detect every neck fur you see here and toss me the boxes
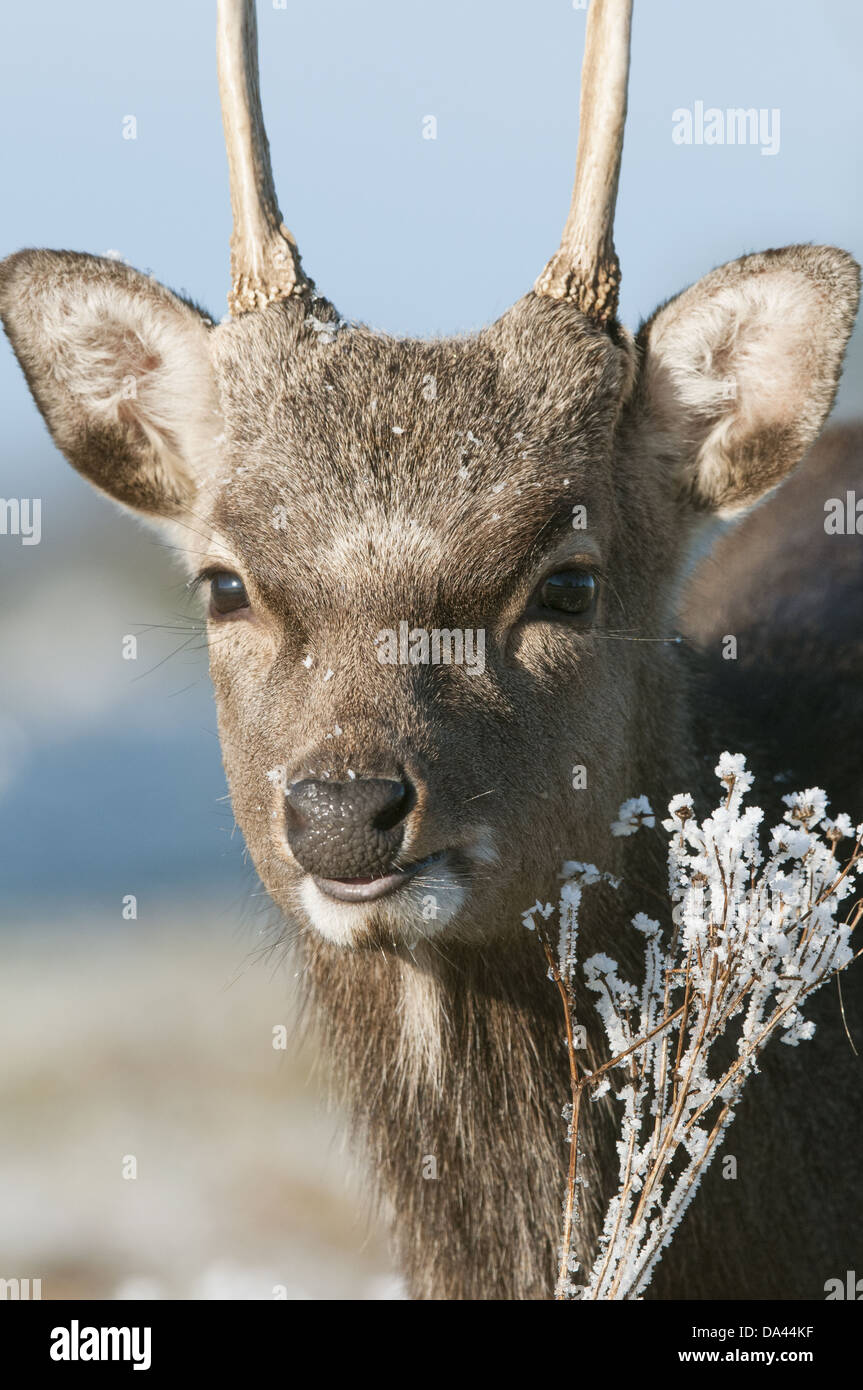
[301,864,655,1298]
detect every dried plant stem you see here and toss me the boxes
[525,759,863,1301]
[538,933,583,1299]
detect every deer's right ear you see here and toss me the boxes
[0,250,220,520]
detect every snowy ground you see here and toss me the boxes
[0,912,400,1299]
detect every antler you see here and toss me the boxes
[217,0,312,315]
[535,0,632,326]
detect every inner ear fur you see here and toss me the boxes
[0,249,221,518]
[637,245,860,516]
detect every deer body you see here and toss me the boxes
[306,833,863,1301]
[1,1,860,1299]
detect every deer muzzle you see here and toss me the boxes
[283,775,415,882]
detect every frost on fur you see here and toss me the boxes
[527,754,862,1301]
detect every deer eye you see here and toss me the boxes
[209,571,250,616]
[537,569,597,617]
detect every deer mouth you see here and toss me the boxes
[313,851,448,903]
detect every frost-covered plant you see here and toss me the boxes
[523,754,862,1301]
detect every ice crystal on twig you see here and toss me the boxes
[527,754,862,1300]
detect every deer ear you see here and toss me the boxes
[0,249,220,519]
[638,245,860,516]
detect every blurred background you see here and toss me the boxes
[0,0,860,1298]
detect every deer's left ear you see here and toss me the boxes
[0,249,221,520]
[636,245,860,516]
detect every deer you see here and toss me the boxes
[1,0,860,1300]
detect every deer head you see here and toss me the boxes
[0,0,858,954]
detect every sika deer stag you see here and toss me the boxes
[1,0,860,1299]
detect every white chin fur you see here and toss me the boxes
[299,869,465,946]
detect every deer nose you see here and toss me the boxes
[283,776,414,879]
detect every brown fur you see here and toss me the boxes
[0,241,860,1298]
